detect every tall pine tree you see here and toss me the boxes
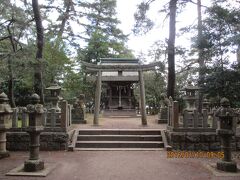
[79,0,133,63]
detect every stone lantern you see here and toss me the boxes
[45,80,62,112]
[182,81,200,111]
[215,98,237,172]
[0,92,13,159]
[72,94,87,124]
[202,98,210,111]
[24,93,44,172]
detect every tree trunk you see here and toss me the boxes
[197,0,205,112]
[7,21,17,108]
[56,0,72,48]
[32,0,44,104]
[8,57,16,108]
[167,0,177,99]
[237,44,240,64]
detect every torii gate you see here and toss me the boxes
[81,58,160,126]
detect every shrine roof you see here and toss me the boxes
[100,58,140,65]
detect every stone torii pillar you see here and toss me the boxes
[139,70,147,125]
[81,59,160,126]
[93,70,102,125]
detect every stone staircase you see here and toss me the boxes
[103,110,138,118]
[72,129,164,150]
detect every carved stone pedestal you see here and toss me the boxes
[217,161,237,172]
[216,130,237,172]
[0,131,9,159]
[24,159,45,172]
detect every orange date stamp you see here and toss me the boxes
[167,151,224,159]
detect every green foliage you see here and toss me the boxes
[203,63,240,107]
[185,3,240,66]
[61,70,95,103]
[78,0,133,64]
[1,75,33,106]
[43,40,71,83]
[133,2,154,35]
[0,0,135,106]
[144,71,166,108]
[75,0,134,103]
[78,30,110,63]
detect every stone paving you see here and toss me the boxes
[1,151,240,180]
[1,114,240,180]
[77,113,167,129]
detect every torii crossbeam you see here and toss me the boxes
[81,58,161,126]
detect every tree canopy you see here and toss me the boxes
[0,0,239,108]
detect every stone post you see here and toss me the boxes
[0,92,13,159]
[173,101,179,128]
[212,109,217,129]
[60,100,68,131]
[193,109,198,128]
[21,107,28,128]
[118,86,122,109]
[68,104,72,126]
[109,86,112,108]
[202,109,208,128]
[24,93,44,172]
[93,70,102,125]
[215,98,237,172]
[138,70,147,125]
[128,87,132,109]
[167,97,173,127]
[79,94,86,123]
[12,108,18,128]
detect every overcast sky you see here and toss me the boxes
[116,0,210,61]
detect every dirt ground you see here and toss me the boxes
[1,150,240,180]
[1,114,240,180]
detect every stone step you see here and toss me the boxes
[75,141,164,148]
[78,129,161,135]
[74,148,164,151]
[73,129,164,150]
[103,110,137,118]
[77,135,162,141]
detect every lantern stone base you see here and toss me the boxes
[0,151,10,159]
[217,160,237,172]
[205,163,240,177]
[6,163,57,177]
[24,159,44,172]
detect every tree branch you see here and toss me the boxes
[6,21,16,52]
[176,60,198,74]
[182,0,209,8]
[0,36,11,41]
[39,5,63,12]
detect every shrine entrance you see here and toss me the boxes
[105,82,135,110]
[82,58,160,126]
